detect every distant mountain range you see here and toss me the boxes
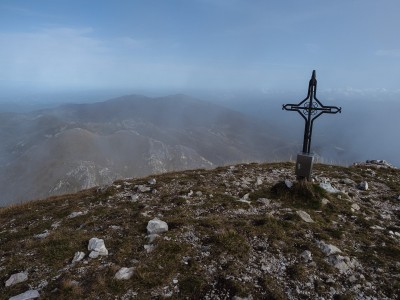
[0,94,295,205]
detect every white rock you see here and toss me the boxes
[146,234,159,243]
[114,267,135,280]
[327,255,351,273]
[317,241,342,256]
[238,194,251,204]
[88,238,108,256]
[34,230,50,239]
[89,251,100,258]
[397,195,400,200]
[301,250,312,262]
[284,179,293,188]
[144,244,155,253]
[146,218,168,234]
[196,191,203,197]
[296,210,314,223]
[340,178,354,185]
[321,198,330,206]
[351,203,360,211]
[255,177,263,186]
[5,272,28,287]
[319,182,339,193]
[358,181,368,190]
[72,251,85,263]
[68,211,87,219]
[9,290,39,300]
[187,190,194,197]
[148,178,156,185]
[370,225,385,230]
[136,185,151,193]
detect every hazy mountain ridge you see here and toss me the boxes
[0,161,399,299]
[0,94,293,206]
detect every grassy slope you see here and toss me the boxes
[0,162,399,299]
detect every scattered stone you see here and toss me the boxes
[255,177,263,186]
[370,225,385,230]
[148,178,156,185]
[327,255,351,273]
[146,234,159,243]
[173,278,178,284]
[51,221,62,229]
[71,252,85,263]
[358,181,369,191]
[144,244,155,253]
[5,272,28,287]
[284,179,293,188]
[351,203,360,211]
[114,267,135,280]
[321,198,330,206]
[68,211,87,219]
[136,185,151,193]
[317,241,342,256]
[88,238,108,257]
[147,218,168,234]
[319,182,339,193]
[296,210,314,223]
[187,190,194,197]
[33,230,50,239]
[397,195,400,200]
[301,250,312,262]
[196,191,203,197]
[9,290,39,300]
[238,193,251,204]
[340,178,354,185]
[348,275,357,282]
[257,198,270,206]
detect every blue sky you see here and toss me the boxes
[0,0,399,94]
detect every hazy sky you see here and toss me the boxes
[1,0,399,93]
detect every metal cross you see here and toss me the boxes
[282,70,341,155]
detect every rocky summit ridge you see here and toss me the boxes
[0,161,399,299]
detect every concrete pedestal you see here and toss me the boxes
[295,153,314,181]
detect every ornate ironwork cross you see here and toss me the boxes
[282,70,341,155]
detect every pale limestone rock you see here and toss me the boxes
[5,272,28,287]
[284,179,293,188]
[317,241,342,256]
[321,198,330,206]
[144,244,155,253]
[146,218,168,234]
[358,181,368,190]
[146,234,159,243]
[255,177,263,186]
[88,238,108,257]
[34,230,50,239]
[114,267,134,280]
[301,250,312,262]
[296,210,314,223]
[72,251,85,263]
[68,211,87,219]
[9,290,39,300]
[136,185,151,193]
[319,182,339,193]
[148,178,156,185]
[351,203,360,211]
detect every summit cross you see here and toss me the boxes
[282,70,341,180]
